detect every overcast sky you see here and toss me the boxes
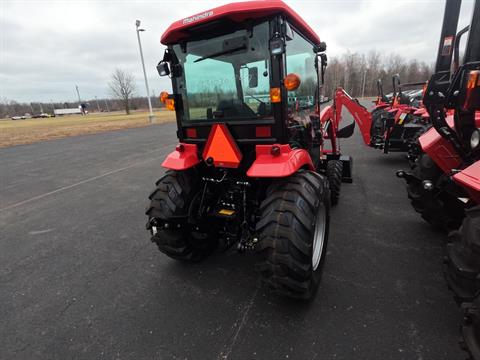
[0,0,475,103]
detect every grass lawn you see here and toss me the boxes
[0,110,175,148]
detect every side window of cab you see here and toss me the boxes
[285,27,317,115]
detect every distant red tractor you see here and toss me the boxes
[369,75,430,158]
[146,1,356,299]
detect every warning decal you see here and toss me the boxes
[442,36,454,56]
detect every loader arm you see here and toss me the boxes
[321,88,372,146]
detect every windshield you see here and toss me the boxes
[172,22,272,122]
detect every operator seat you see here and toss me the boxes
[216,99,256,118]
[257,102,268,117]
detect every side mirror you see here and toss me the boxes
[249,67,258,88]
[157,61,170,77]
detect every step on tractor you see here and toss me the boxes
[145,1,355,299]
[397,0,480,356]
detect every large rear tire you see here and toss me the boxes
[146,170,216,262]
[445,206,480,304]
[445,207,480,360]
[326,160,343,206]
[407,153,463,231]
[256,170,330,299]
[461,295,480,360]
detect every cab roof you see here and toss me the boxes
[160,0,320,46]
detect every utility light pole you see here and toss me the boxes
[135,20,155,123]
[361,69,368,98]
[104,99,110,112]
[95,96,101,112]
[75,85,82,104]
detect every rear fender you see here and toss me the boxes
[246,144,314,178]
[161,143,201,170]
[453,161,480,203]
[419,127,462,173]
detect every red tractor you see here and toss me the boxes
[146,1,354,299]
[397,0,478,232]
[369,75,430,157]
[397,0,480,356]
[316,74,432,161]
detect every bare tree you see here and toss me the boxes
[109,69,136,115]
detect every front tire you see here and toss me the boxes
[256,170,330,299]
[461,295,480,360]
[445,206,480,359]
[407,153,463,231]
[326,160,343,206]
[146,170,216,262]
[445,206,480,304]
[370,108,387,147]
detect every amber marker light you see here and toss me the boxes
[165,98,175,111]
[159,91,169,104]
[270,87,281,103]
[284,73,301,91]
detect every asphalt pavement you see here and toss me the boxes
[0,109,463,360]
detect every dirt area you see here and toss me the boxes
[0,110,175,148]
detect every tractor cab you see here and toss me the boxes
[146,1,352,300]
[157,1,327,168]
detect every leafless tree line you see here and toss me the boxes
[0,95,163,119]
[1,51,434,118]
[323,50,434,98]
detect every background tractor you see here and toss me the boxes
[319,75,432,161]
[369,75,430,156]
[397,0,480,356]
[146,1,355,299]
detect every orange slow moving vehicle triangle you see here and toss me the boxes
[202,124,243,168]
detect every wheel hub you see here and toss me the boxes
[312,203,327,271]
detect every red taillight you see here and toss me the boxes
[255,126,271,138]
[186,128,197,138]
